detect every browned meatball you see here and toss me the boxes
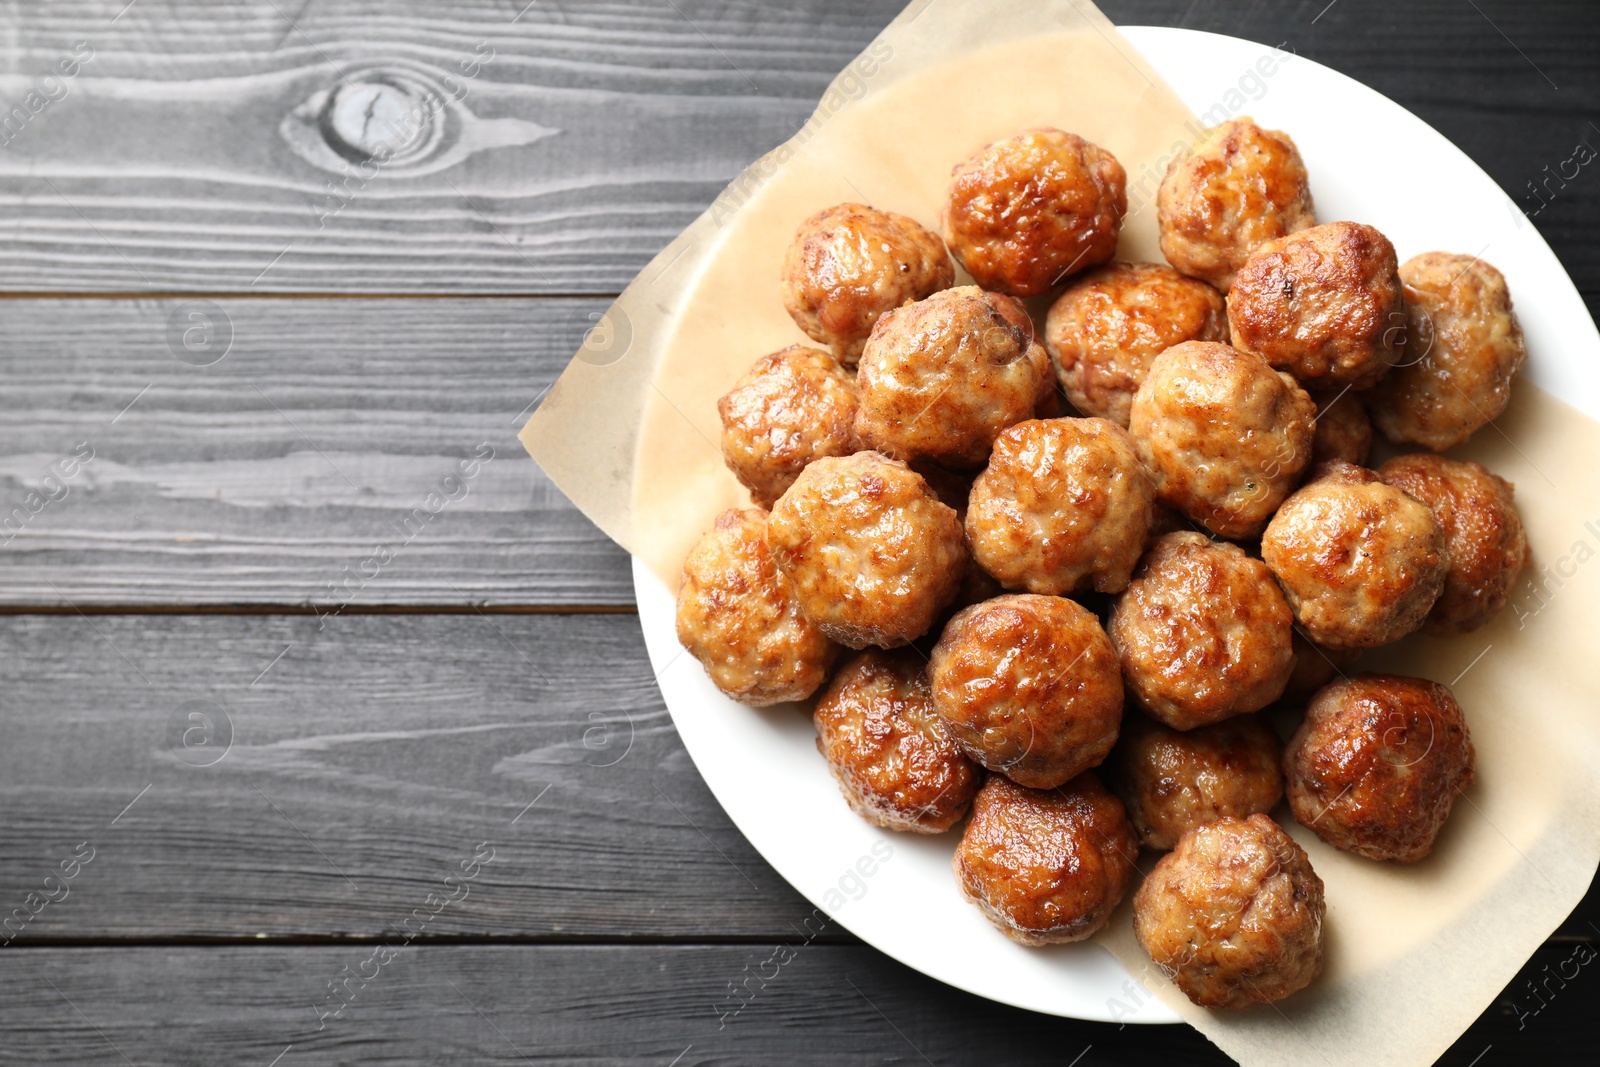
[953,773,1137,945]
[854,286,1050,468]
[944,128,1127,297]
[1284,674,1475,863]
[1261,462,1450,649]
[1110,711,1284,851]
[1133,814,1324,1009]
[717,346,861,508]
[1368,252,1528,451]
[1279,630,1360,705]
[1110,532,1295,730]
[780,203,955,365]
[675,509,839,705]
[930,594,1123,789]
[1157,118,1316,291]
[911,461,1005,612]
[978,290,1060,420]
[813,649,981,833]
[966,417,1154,595]
[767,452,967,649]
[1310,389,1373,467]
[1228,221,1404,390]
[1045,262,1230,427]
[1128,341,1316,539]
[1378,453,1528,635]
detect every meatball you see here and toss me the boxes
[675,509,839,705]
[1157,118,1316,291]
[1045,261,1230,427]
[1110,712,1284,851]
[1378,453,1528,635]
[813,649,981,833]
[965,417,1154,595]
[1228,221,1404,390]
[855,286,1050,468]
[930,594,1123,789]
[1133,814,1324,1009]
[1261,462,1450,649]
[953,773,1138,945]
[944,128,1127,297]
[1284,674,1475,863]
[780,203,955,365]
[1109,532,1295,730]
[912,461,1005,612]
[978,290,1060,420]
[1367,252,1528,451]
[1128,341,1316,539]
[767,451,967,649]
[717,346,861,508]
[1279,630,1360,705]
[1309,388,1373,467]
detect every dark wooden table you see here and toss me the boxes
[0,1,1593,1063]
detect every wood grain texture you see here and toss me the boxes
[0,297,632,605]
[0,942,1591,1065]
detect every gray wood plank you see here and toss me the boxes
[0,0,903,293]
[0,297,631,606]
[0,612,811,939]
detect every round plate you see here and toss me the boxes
[632,25,1600,1023]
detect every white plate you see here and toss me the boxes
[632,25,1600,1023]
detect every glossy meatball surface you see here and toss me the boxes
[1378,453,1527,635]
[966,417,1154,595]
[1133,814,1325,1009]
[814,649,981,833]
[1261,462,1449,649]
[1128,341,1316,539]
[1110,532,1295,730]
[1310,389,1373,467]
[1111,712,1284,851]
[767,452,967,649]
[1045,261,1230,427]
[930,594,1123,789]
[944,128,1127,297]
[781,203,955,365]
[1157,118,1316,292]
[675,509,839,705]
[1367,252,1527,451]
[1284,674,1475,863]
[855,286,1050,469]
[1227,221,1404,390]
[954,773,1138,945]
[717,346,861,508]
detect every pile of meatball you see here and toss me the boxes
[676,118,1527,1011]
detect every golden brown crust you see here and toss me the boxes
[965,417,1154,595]
[1133,814,1324,1009]
[1110,712,1284,851]
[1227,221,1404,390]
[1310,389,1373,468]
[1109,532,1295,730]
[1367,252,1528,451]
[1157,118,1316,291]
[854,287,1050,469]
[953,773,1138,945]
[1128,341,1316,539]
[767,452,968,649]
[1377,453,1528,635]
[1284,674,1475,863]
[675,509,840,705]
[780,203,955,364]
[944,128,1127,297]
[1260,462,1450,649]
[930,594,1123,789]
[813,649,981,833]
[1045,261,1229,427]
[717,346,861,508]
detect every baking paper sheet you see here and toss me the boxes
[520,2,1600,1063]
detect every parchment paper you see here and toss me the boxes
[520,2,1600,1063]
